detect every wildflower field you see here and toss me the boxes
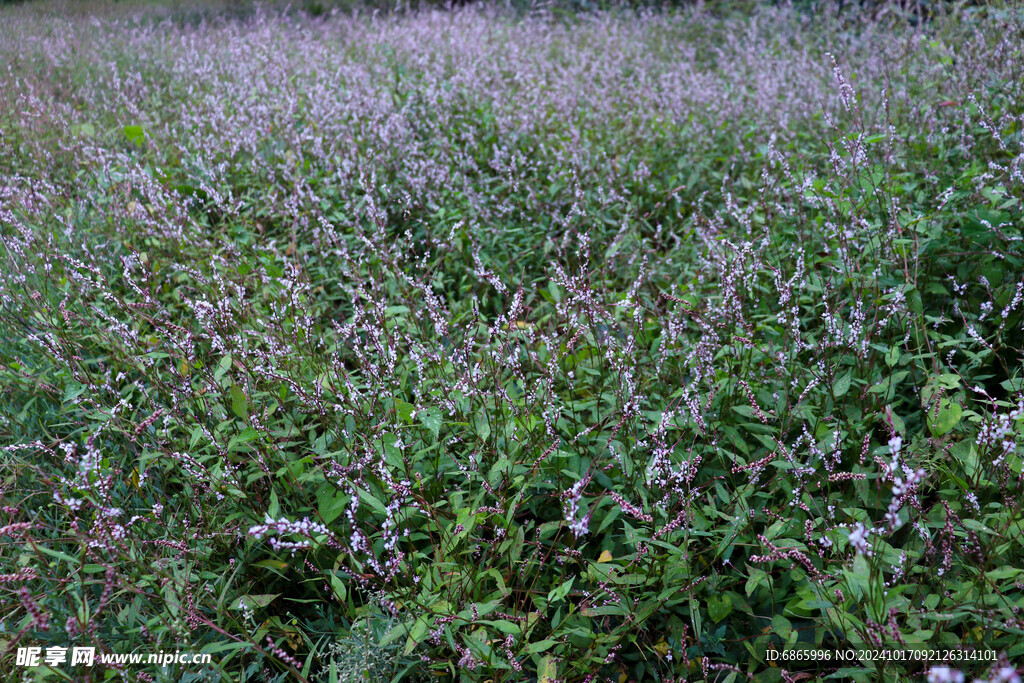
[1,1,1023,681]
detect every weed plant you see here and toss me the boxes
[1,2,1023,682]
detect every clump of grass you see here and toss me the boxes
[1,2,1023,682]
[313,593,417,683]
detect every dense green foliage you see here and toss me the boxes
[1,2,1023,682]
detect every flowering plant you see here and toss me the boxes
[1,1,1023,681]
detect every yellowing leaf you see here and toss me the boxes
[501,321,534,331]
[539,655,558,683]
[254,560,288,571]
[597,550,614,563]
[652,638,669,656]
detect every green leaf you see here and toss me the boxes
[403,616,430,655]
[230,383,249,420]
[772,614,792,640]
[833,373,851,397]
[547,281,563,303]
[474,413,491,441]
[488,457,510,489]
[419,407,442,439]
[378,621,412,648]
[35,545,80,566]
[708,594,733,623]
[950,441,979,478]
[63,382,87,404]
[581,605,626,617]
[745,568,768,597]
[228,427,260,451]
[961,519,995,535]
[317,488,347,524]
[238,594,279,609]
[938,373,961,390]
[123,124,146,145]
[985,567,1023,580]
[357,488,387,515]
[264,261,284,278]
[483,620,522,635]
[548,577,575,605]
[214,353,232,381]
[928,399,962,437]
[1000,376,1024,394]
[394,399,415,424]
[869,371,908,394]
[329,574,346,603]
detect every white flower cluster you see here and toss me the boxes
[847,522,872,556]
[248,515,331,555]
[564,478,590,538]
[928,665,1022,683]
[888,434,903,467]
[886,467,925,531]
[52,492,83,511]
[928,667,965,683]
[976,398,1024,463]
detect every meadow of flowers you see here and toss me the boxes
[1,1,1023,681]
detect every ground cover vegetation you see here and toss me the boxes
[1,1,1023,681]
